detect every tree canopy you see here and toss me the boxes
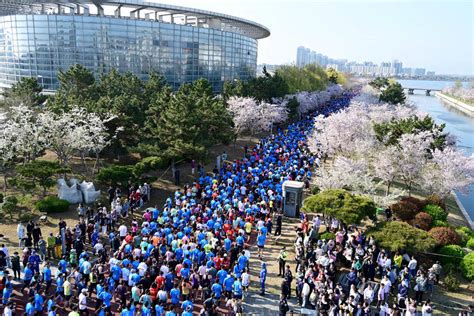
[302,189,376,224]
[12,160,70,196]
[1,77,46,108]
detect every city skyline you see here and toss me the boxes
[152,0,473,76]
[296,46,433,77]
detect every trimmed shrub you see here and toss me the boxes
[36,196,70,214]
[96,165,136,186]
[455,227,471,247]
[431,220,450,228]
[400,196,425,211]
[437,244,465,265]
[429,227,461,246]
[466,238,474,250]
[461,252,474,281]
[320,232,335,241]
[456,226,474,238]
[422,204,448,222]
[424,194,446,210]
[302,189,376,224]
[443,272,460,291]
[412,212,432,231]
[133,156,167,177]
[368,221,436,253]
[390,200,419,221]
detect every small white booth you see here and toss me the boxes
[282,180,305,218]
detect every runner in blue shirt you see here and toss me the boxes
[43,262,52,292]
[211,281,223,299]
[233,278,243,300]
[170,285,181,307]
[34,289,45,313]
[25,298,35,316]
[257,232,266,258]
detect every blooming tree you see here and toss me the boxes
[227,96,288,135]
[316,156,379,195]
[0,105,47,164]
[39,106,111,168]
[421,147,474,197]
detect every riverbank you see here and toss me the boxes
[435,92,474,117]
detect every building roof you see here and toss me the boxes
[0,0,270,39]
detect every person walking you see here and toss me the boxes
[275,214,282,236]
[279,294,290,316]
[259,262,267,295]
[277,247,287,276]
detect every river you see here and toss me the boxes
[398,79,474,225]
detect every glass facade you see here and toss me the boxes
[0,14,258,91]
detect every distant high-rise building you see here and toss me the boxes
[295,46,432,77]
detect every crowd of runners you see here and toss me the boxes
[0,89,455,316]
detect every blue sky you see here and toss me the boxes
[154,0,473,75]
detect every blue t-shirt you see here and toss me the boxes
[26,303,35,316]
[257,234,266,247]
[170,288,180,304]
[99,291,112,307]
[43,267,52,281]
[211,283,223,298]
[34,293,44,311]
[223,276,235,291]
[233,280,243,295]
[155,305,164,316]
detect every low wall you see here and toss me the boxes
[435,92,474,117]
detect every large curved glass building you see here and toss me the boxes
[0,1,270,91]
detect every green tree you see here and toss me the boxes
[1,77,46,108]
[148,79,234,164]
[286,96,300,121]
[12,160,70,197]
[302,189,376,225]
[379,82,406,104]
[96,165,136,186]
[373,115,447,150]
[1,196,18,220]
[276,64,328,94]
[369,77,389,90]
[368,221,436,253]
[454,80,463,89]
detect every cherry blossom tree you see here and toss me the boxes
[421,147,474,197]
[316,156,379,195]
[39,106,111,169]
[395,131,433,195]
[0,105,47,163]
[227,96,288,136]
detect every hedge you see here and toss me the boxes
[431,220,450,228]
[466,238,474,250]
[429,227,461,247]
[455,227,471,247]
[390,200,419,221]
[36,196,70,213]
[412,212,432,231]
[422,204,448,222]
[461,252,474,281]
[437,244,465,265]
[368,221,436,253]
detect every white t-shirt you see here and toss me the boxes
[119,225,128,237]
[408,259,417,270]
[241,272,250,286]
[79,293,87,310]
